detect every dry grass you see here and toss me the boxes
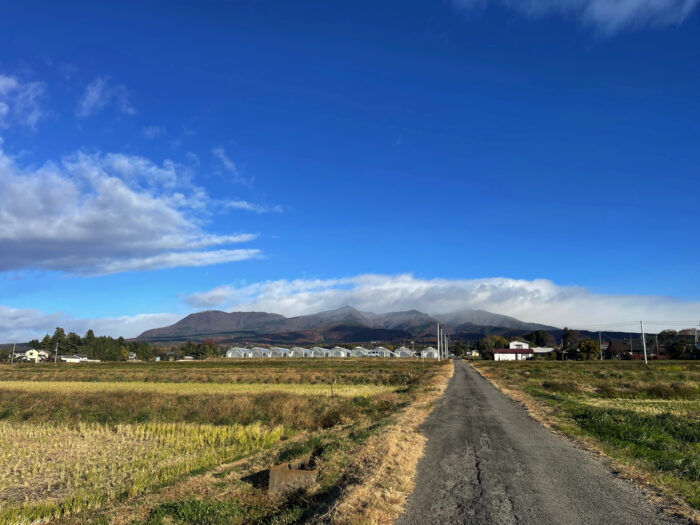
[0,380,396,397]
[0,421,283,524]
[321,360,454,525]
[0,359,445,524]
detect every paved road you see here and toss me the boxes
[398,360,681,525]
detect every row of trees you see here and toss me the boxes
[27,327,155,361]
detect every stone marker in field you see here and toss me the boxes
[268,456,317,496]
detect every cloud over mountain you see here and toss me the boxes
[186,274,700,331]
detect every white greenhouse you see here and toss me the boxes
[395,346,414,358]
[225,347,249,358]
[288,347,309,358]
[310,347,327,358]
[268,347,286,358]
[329,346,348,358]
[249,347,267,358]
[349,346,368,357]
[421,347,438,359]
[374,347,396,358]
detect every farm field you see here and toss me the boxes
[0,359,449,524]
[471,360,700,514]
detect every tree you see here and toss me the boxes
[66,332,82,353]
[477,335,508,352]
[562,327,580,350]
[525,330,555,347]
[28,339,41,349]
[40,334,52,351]
[50,327,66,350]
[452,340,468,356]
[578,339,600,360]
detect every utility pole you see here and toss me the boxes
[54,342,58,363]
[437,323,441,363]
[598,331,602,360]
[640,321,648,365]
[10,343,15,364]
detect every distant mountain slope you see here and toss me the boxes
[434,308,557,332]
[135,305,560,344]
[137,311,285,340]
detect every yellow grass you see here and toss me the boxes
[325,360,454,524]
[0,421,283,524]
[0,380,397,397]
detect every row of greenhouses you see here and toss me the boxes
[224,345,439,359]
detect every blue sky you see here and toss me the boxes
[1,0,699,340]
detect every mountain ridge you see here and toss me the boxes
[135,306,559,344]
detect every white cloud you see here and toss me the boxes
[0,145,260,274]
[185,273,700,332]
[0,305,181,342]
[141,125,165,139]
[454,0,700,33]
[0,74,46,129]
[224,200,283,214]
[77,77,135,118]
[212,147,253,187]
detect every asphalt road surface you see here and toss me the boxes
[398,359,681,525]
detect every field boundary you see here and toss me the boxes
[469,362,699,524]
[319,360,454,524]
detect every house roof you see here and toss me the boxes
[493,348,534,354]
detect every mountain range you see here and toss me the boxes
[135,306,560,345]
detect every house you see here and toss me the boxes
[225,347,249,358]
[36,350,49,361]
[421,346,438,358]
[310,347,327,358]
[467,349,480,358]
[288,347,309,358]
[509,341,530,350]
[493,348,534,361]
[395,346,414,358]
[329,347,348,358]
[23,349,40,363]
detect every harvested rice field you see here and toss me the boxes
[0,359,451,524]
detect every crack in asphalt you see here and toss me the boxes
[397,360,681,525]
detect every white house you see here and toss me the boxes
[23,349,40,363]
[329,346,348,358]
[37,350,49,361]
[493,348,534,361]
[395,346,414,358]
[509,341,530,350]
[421,347,438,359]
[288,347,309,358]
[310,347,327,358]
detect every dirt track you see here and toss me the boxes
[398,359,682,525]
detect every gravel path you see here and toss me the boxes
[398,359,681,525]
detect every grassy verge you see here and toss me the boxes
[471,360,699,520]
